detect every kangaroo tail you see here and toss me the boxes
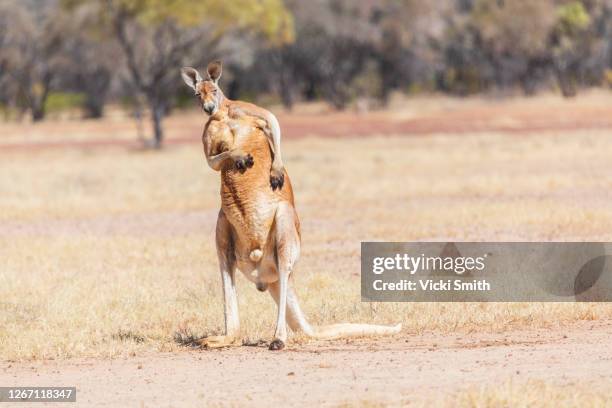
[274,282,401,340]
[308,323,402,340]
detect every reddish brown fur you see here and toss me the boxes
[203,107,298,260]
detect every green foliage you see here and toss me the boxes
[443,67,484,96]
[44,92,85,113]
[604,69,612,88]
[556,2,590,35]
[350,60,383,100]
[174,92,193,109]
[63,0,294,45]
[118,95,139,110]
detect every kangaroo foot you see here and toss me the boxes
[268,339,285,351]
[199,335,239,349]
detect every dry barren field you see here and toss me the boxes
[2,93,612,406]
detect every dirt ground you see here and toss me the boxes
[3,321,612,407]
[2,92,612,407]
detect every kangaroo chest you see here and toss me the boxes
[217,125,279,256]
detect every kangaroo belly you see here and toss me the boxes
[221,185,278,261]
[220,127,280,261]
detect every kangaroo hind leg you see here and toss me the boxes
[268,202,300,350]
[200,210,241,348]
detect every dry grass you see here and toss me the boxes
[2,100,612,361]
[435,379,612,408]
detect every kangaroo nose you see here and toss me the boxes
[202,102,216,115]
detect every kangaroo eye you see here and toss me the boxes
[195,92,201,97]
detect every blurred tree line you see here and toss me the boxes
[0,0,610,146]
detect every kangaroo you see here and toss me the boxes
[181,61,285,190]
[182,65,401,350]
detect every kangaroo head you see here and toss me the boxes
[181,60,224,116]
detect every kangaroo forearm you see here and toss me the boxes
[206,150,235,171]
[265,113,283,170]
[230,103,284,170]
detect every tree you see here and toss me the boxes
[75,50,113,119]
[439,0,609,97]
[253,0,380,110]
[63,5,117,118]
[0,2,68,121]
[550,1,599,97]
[370,1,438,103]
[0,10,10,116]
[65,0,293,148]
[470,0,556,95]
[438,0,557,95]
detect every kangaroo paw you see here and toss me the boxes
[235,154,254,172]
[270,168,284,191]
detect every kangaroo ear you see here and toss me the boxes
[181,67,202,91]
[206,60,222,83]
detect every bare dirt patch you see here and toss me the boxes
[3,321,611,407]
[2,92,612,151]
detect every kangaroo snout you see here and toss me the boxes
[203,103,215,115]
